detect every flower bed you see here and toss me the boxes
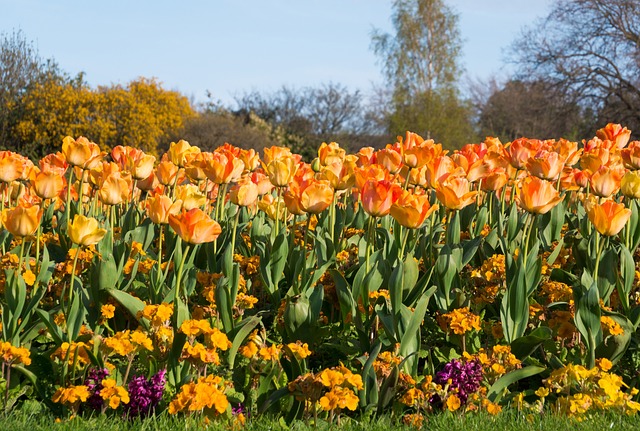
[1,126,640,425]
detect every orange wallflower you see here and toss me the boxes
[169,208,222,244]
[515,176,563,214]
[585,198,631,236]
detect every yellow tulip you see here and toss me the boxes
[585,199,631,236]
[68,214,107,246]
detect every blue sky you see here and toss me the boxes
[1,0,552,106]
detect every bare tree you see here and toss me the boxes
[510,0,640,132]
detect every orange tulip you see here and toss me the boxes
[263,156,298,188]
[203,149,244,184]
[156,161,180,186]
[300,179,334,214]
[146,193,183,224]
[137,171,159,192]
[553,138,581,167]
[30,168,66,200]
[98,173,131,206]
[258,194,288,221]
[111,146,156,180]
[526,150,565,181]
[504,138,542,170]
[585,198,631,236]
[589,165,625,198]
[0,151,26,183]
[361,179,402,217]
[168,140,200,168]
[183,152,209,182]
[168,208,222,244]
[249,170,275,196]
[481,168,509,192]
[515,176,564,214]
[320,159,356,191]
[39,152,68,176]
[61,136,104,170]
[425,156,464,189]
[230,177,259,207]
[1,203,42,237]
[263,146,294,165]
[68,214,107,246]
[356,147,377,167]
[318,142,346,166]
[390,189,438,229]
[238,148,260,172]
[376,145,403,174]
[621,141,640,170]
[434,176,478,210]
[596,123,631,149]
[354,164,390,190]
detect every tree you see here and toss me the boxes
[236,83,376,158]
[371,0,476,148]
[0,30,63,156]
[510,0,640,133]
[476,79,591,141]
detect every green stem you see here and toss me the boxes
[230,206,241,257]
[64,167,74,229]
[77,169,86,216]
[399,225,411,258]
[174,243,191,304]
[156,224,164,301]
[65,246,81,322]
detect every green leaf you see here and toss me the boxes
[228,316,261,368]
[487,365,546,403]
[510,326,553,360]
[331,269,356,323]
[107,288,149,330]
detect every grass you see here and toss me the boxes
[4,405,640,431]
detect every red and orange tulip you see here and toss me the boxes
[515,176,564,214]
[168,208,222,244]
[585,198,631,236]
[390,189,438,229]
[361,179,402,217]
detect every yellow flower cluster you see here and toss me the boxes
[103,329,154,357]
[467,345,521,383]
[168,374,229,416]
[0,341,31,366]
[100,378,130,409]
[179,319,231,367]
[137,303,173,327]
[439,307,482,335]
[51,341,92,367]
[52,385,90,410]
[540,363,640,417]
[540,281,573,304]
[601,316,624,336]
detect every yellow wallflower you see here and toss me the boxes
[23,269,36,287]
[100,378,130,409]
[101,304,115,320]
[446,394,461,411]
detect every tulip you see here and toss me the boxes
[111,146,156,180]
[146,193,183,224]
[585,199,631,236]
[515,176,564,214]
[390,189,438,229]
[621,141,640,170]
[168,140,200,168]
[0,151,26,183]
[174,184,206,211]
[98,173,131,206]
[229,177,259,207]
[621,171,640,199]
[504,138,542,170]
[318,142,346,166]
[263,146,294,165]
[68,214,107,246]
[30,168,66,200]
[425,156,464,189]
[238,148,260,172]
[553,138,581,167]
[526,150,565,181]
[361,179,402,217]
[596,123,631,149]
[0,203,42,237]
[434,175,478,210]
[300,179,334,214]
[263,155,298,187]
[589,165,625,198]
[356,147,377,167]
[61,136,104,170]
[258,194,288,221]
[376,145,403,174]
[39,152,68,176]
[320,159,356,191]
[156,161,180,186]
[168,208,222,245]
[203,150,244,184]
[354,164,390,190]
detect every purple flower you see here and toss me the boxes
[124,369,167,418]
[84,367,110,411]
[432,358,483,405]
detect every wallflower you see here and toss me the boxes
[100,378,130,409]
[101,304,116,320]
[52,385,90,407]
[440,307,482,335]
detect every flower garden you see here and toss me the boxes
[1,125,640,427]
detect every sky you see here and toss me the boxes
[1,0,553,106]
